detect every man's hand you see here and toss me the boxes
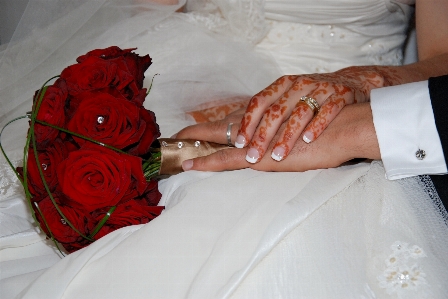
[176,103,381,172]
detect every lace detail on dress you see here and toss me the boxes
[0,160,23,200]
[418,175,448,223]
[184,0,268,44]
[378,241,429,298]
[256,19,405,74]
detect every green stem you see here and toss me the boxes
[35,120,126,154]
[142,151,161,180]
[146,73,159,96]
[0,115,30,185]
[28,81,94,241]
[34,202,66,256]
[88,206,116,239]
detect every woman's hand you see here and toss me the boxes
[234,67,387,164]
[176,103,381,172]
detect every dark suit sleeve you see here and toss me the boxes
[428,74,448,209]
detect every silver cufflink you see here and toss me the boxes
[415,149,426,160]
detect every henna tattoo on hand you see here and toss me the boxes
[237,66,406,162]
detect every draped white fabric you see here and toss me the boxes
[1,0,447,298]
[184,0,414,74]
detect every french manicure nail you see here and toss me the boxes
[245,147,260,163]
[303,132,313,143]
[271,146,286,161]
[182,159,193,171]
[235,135,246,148]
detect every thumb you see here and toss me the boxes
[182,148,249,172]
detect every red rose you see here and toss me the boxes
[35,196,90,246]
[77,46,136,62]
[57,144,147,212]
[140,180,162,206]
[77,46,152,90]
[60,56,127,96]
[23,139,77,197]
[131,88,148,107]
[92,200,163,240]
[113,52,152,94]
[34,81,68,148]
[121,179,161,207]
[68,93,150,149]
[127,106,160,156]
[66,91,158,151]
[76,46,152,102]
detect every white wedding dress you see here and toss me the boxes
[1,0,447,298]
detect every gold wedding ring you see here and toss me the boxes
[300,96,320,115]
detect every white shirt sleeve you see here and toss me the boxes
[370,80,447,180]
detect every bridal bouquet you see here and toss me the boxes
[1,46,227,253]
[12,47,165,252]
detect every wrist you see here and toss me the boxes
[341,103,381,161]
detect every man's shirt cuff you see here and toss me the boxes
[371,81,447,180]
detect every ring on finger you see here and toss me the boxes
[300,96,320,115]
[226,123,233,146]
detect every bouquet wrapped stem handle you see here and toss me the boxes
[158,138,230,176]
